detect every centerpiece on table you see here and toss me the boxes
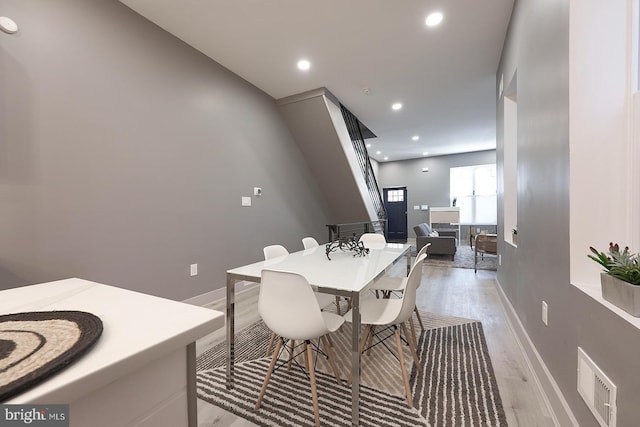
[325,235,369,260]
[588,243,640,316]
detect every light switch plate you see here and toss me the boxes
[241,196,251,207]
[190,264,198,277]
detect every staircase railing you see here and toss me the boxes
[340,104,387,221]
[326,220,387,243]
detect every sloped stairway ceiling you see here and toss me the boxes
[277,88,378,224]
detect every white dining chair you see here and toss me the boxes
[302,236,320,250]
[358,232,387,249]
[255,269,344,427]
[302,236,348,315]
[343,253,427,408]
[369,243,431,337]
[263,244,335,357]
[263,244,288,259]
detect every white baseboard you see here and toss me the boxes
[495,279,579,427]
[182,281,258,307]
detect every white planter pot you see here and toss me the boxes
[600,272,640,317]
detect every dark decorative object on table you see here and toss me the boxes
[325,236,370,260]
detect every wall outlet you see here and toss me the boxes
[190,263,198,277]
[542,301,548,326]
[253,187,262,196]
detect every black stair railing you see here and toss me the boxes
[340,104,387,222]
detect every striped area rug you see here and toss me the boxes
[197,311,506,426]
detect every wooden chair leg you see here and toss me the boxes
[366,325,376,355]
[325,333,334,347]
[255,338,283,410]
[400,322,421,370]
[306,341,321,427]
[358,325,371,355]
[409,317,418,351]
[394,326,413,408]
[414,306,425,331]
[321,335,342,385]
[288,339,296,371]
[303,341,310,372]
[265,332,276,358]
[335,296,341,315]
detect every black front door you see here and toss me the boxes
[384,187,407,242]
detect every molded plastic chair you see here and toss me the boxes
[343,253,427,408]
[263,244,288,260]
[302,237,320,250]
[368,243,431,340]
[255,269,344,427]
[370,243,431,293]
[263,244,334,357]
[302,236,347,314]
[358,232,387,249]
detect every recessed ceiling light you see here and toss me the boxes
[376,151,381,155]
[426,12,443,27]
[423,151,429,156]
[412,136,420,141]
[384,156,389,161]
[366,143,372,148]
[391,103,402,111]
[297,59,311,71]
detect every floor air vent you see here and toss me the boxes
[577,347,617,427]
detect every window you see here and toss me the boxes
[450,164,497,225]
[386,189,404,202]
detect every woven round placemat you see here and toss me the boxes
[0,311,103,402]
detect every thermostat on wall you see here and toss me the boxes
[0,17,18,34]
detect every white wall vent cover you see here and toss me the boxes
[577,347,617,427]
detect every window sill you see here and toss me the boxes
[505,240,517,248]
[571,281,640,330]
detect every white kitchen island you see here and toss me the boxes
[1,278,224,427]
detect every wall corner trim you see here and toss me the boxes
[276,87,340,107]
[495,279,579,427]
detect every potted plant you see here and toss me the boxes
[512,227,517,245]
[588,243,640,316]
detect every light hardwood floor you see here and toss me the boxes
[196,264,555,427]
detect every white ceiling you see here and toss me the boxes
[120,0,513,162]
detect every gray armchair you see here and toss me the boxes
[413,223,457,260]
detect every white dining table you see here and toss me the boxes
[225,242,412,426]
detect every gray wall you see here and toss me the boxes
[0,0,333,300]
[497,0,640,425]
[377,150,495,236]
